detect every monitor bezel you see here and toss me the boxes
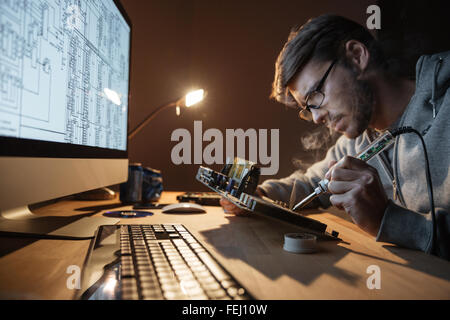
[0,0,132,160]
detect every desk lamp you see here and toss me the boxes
[75,89,206,200]
[128,89,206,140]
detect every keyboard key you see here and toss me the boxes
[163,291,187,300]
[186,287,204,296]
[155,266,171,273]
[165,252,180,258]
[177,274,195,281]
[137,265,151,273]
[171,265,189,272]
[174,269,192,276]
[191,265,208,273]
[136,255,149,261]
[197,253,230,282]
[190,293,209,300]
[121,278,137,289]
[139,275,157,282]
[198,276,217,286]
[152,257,167,262]
[154,261,170,268]
[169,260,185,266]
[156,270,173,278]
[206,289,227,299]
[193,270,211,279]
[201,282,221,291]
[139,269,156,275]
[140,282,159,290]
[161,283,181,292]
[121,268,135,277]
[180,280,201,290]
[182,253,197,259]
[142,291,163,300]
[187,260,203,268]
[122,292,139,300]
[121,257,133,265]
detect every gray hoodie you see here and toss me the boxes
[259,51,450,260]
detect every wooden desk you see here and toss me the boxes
[0,192,449,300]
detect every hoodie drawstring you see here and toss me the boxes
[430,57,443,119]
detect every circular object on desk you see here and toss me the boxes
[161,203,206,214]
[283,233,317,254]
[103,210,153,218]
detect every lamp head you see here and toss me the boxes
[178,89,206,108]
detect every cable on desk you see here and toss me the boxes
[0,231,94,240]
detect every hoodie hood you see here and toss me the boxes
[395,51,450,135]
[414,51,450,120]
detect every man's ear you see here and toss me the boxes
[344,40,370,78]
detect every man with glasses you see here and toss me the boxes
[292,59,337,122]
[221,14,449,260]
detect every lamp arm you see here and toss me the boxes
[128,100,180,140]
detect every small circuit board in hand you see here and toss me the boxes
[196,158,340,241]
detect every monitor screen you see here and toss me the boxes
[0,0,131,218]
[0,0,130,157]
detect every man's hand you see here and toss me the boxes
[220,197,249,216]
[220,188,265,216]
[325,156,388,236]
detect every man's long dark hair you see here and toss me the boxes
[271,14,387,106]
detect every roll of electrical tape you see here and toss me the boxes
[283,233,317,254]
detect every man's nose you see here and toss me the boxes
[311,108,328,125]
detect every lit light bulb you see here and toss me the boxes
[185,89,205,107]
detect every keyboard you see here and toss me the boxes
[78,224,252,300]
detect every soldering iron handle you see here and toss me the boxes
[293,130,396,211]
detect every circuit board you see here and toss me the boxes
[195,162,340,241]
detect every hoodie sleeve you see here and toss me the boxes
[376,201,450,259]
[259,135,354,209]
[375,51,450,260]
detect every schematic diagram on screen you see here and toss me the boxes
[0,0,130,150]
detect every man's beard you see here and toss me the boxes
[348,71,374,137]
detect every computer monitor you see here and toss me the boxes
[0,0,131,232]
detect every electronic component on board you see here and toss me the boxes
[195,158,340,241]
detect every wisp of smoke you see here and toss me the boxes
[300,126,335,150]
[292,126,339,172]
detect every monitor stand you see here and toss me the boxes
[74,187,117,201]
[0,205,119,239]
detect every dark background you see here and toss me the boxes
[120,0,449,192]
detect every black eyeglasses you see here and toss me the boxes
[298,59,337,121]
